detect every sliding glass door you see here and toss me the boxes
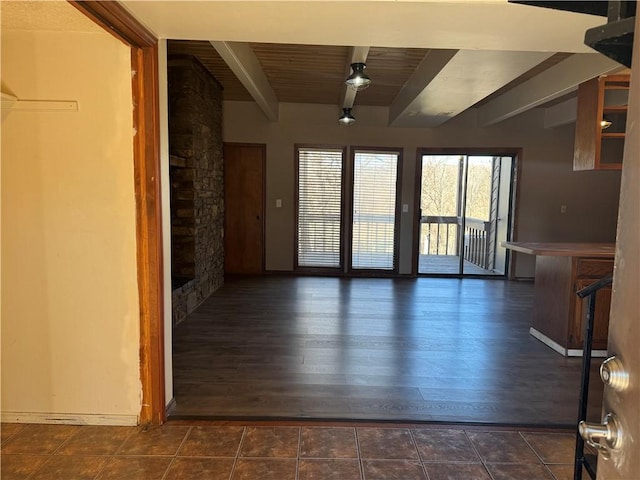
[418,152,514,276]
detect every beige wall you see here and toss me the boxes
[223,102,621,278]
[1,26,141,423]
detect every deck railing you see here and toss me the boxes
[420,215,492,269]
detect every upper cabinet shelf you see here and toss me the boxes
[573,74,630,171]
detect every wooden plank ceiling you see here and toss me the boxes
[167,40,577,110]
[168,40,431,106]
[249,43,349,105]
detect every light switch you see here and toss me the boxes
[402,204,409,213]
[276,199,282,208]
[560,205,567,214]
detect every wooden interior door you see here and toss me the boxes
[224,143,265,274]
[596,15,640,479]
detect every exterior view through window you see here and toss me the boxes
[418,154,514,276]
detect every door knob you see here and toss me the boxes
[600,356,629,392]
[579,413,623,459]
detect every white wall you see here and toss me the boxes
[1,26,141,423]
[224,101,622,278]
[158,39,174,409]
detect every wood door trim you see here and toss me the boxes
[69,1,165,425]
[68,1,156,47]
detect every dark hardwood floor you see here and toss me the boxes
[171,276,603,426]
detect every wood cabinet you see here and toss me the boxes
[570,262,613,350]
[502,242,615,356]
[574,74,630,171]
[534,255,613,353]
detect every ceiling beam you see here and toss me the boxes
[477,53,622,126]
[391,50,554,127]
[389,49,458,126]
[544,97,578,128]
[340,46,370,109]
[210,40,279,121]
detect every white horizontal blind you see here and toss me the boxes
[297,148,344,268]
[352,151,398,270]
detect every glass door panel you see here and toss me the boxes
[462,156,493,275]
[492,156,514,275]
[419,153,514,276]
[296,147,344,270]
[418,155,462,274]
[351,150,399,271]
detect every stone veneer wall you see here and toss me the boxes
[168,55,224,326]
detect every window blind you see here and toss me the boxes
[297,148,344,268]
[352,151,398,270]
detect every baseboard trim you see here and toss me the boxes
[1,411,138,426]
[567,348,608,358]
[529,328,608,358]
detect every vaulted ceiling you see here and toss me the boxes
[124,1,628,128]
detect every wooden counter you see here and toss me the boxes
[503,242,614,356]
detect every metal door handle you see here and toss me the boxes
[579,413,623,459]
[600,356,629,392]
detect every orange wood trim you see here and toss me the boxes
[131,44,165,425]
[68,1,156,47]
[69,1,165,425]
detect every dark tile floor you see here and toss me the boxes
[1,422,582,479]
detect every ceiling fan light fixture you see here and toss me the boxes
[345,63,371,91]
[338,107,356,125]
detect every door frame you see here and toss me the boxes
[412,147,522,277]
[346,146,403,276]
[294,144,348,274]
[70,1,165,424]
[223,142,267,274]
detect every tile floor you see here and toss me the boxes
[1,422,580,480]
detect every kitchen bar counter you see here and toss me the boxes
[503,242,614,356]
[502,242,615,257]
